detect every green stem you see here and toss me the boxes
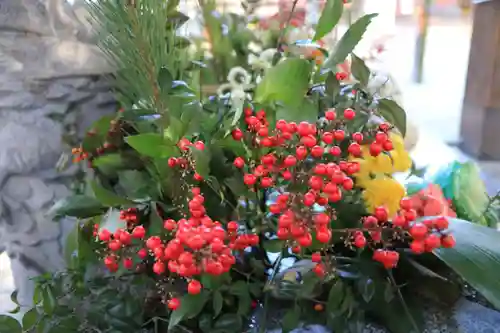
[387,270,421,333]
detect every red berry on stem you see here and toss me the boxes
[233,157,245,168]
[325,109,336,120]
[188,280,202,295]
[168,298,181,310]
[311,252,322,263]
[441,234,456,248]
[352,132,363,143]
[232,128,243,140]
[343,108,355,120]
[243,174,257,186]
[409,223,428,240]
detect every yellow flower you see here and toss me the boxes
[351,132,412,187]
[362,176,406,216]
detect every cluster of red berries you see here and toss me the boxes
[167,138,205,181]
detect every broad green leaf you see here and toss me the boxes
[313,0,343,41]
[350,53,370,86]
[325,72,341,97]
[229,281,249,296]
[118,170,155,200]
[164,116,185,142]
[212,291,223,317]
[168,292,209,330]
[191,147,210,179]
[125,133,177,158]
[213,313,242,331]
[377,98,407,137]
[282,306,301,333]
[64,224,79,267]
[22,308,38,330]
[356,277,375,303]
[42,287,56,315]
[91,181,132,206]
[327,279,345,311]
[255,58,311,107]
[82,115,115,152]
[433,218,500,309]
[0,315,22,333]
[47,195,106,218]
[92,154,125,175]
[276,98,318,124]
[324,14,378,69]
[158,66,174,93]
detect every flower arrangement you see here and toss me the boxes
[3,1,500,333]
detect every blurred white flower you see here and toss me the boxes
[218,67,254,109]
[248,42,262,53]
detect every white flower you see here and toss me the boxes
[260,48,276,63]
[248,42,262,53]
[227,67,252,86]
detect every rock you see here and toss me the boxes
[0,0,115,307]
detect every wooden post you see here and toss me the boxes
[412,0,432,83]
[459,0,500,159]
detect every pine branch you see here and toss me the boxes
[87,0,185,112]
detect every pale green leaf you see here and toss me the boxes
[377,98,407,137]
[313,0,344,41]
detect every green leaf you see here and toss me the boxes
[42,287,56,315]
[158,66,174,93]
[91,181,132,206]
[433,218,500,309]
[47,195,106,218]
[168,292,209,330]
[325,72,341,97]
[92,153,125,175]
[212,291,223,317]
[263,239,285,253]
[229,281,249,296]
[357,277,375,303]
[282,305,301,333]
[125,133,177,158]
[313,0,343,41]
[82,115,115,152]
[350,53,370,86]
[213,313,242,331]
[22,308,39,330]
[324,14,378,69]
[0,315,22,333]
[255,58,311,107]
[164,116,185,142]
[276,98,318,124]
[191,147,210,179]
[64,223,79,267]
[377,98,407,137]
[118,170,155,200]
[327,279,345,312]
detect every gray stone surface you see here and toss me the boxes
[0,0,115,308]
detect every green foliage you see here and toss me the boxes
[377,98,407,137]
[255,58,312,107]
[313,0,344,41]
[324,14,379,69]
[434,218,500,309]
[350,53,371,86]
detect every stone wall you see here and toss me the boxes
[0,0,115,307]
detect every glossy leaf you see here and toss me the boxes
[168,292,209,329]
[313,0,343,41]
[91,181,132,206]
[0,315,22,333]
[276,98,318,124]
[434,218,500,309]
[262,239,284,253]
[327,280,345,312]
[212,291,223,317]
[255,58,311,107]
[357,277,375,303]
[191,147,210,179]
[42,287,56,315]
[47,195,106,218]
[213,313,242,331]
[350,53,370,86]
[92,154,125,175]
[324,14,378,69]
[22,308,39,330]
[377,98,407,137]
[125,133,177,158]
[282,306,301,333]
[158,66,174,93]
[325,72,341,97]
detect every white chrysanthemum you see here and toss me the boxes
[248,42,262,53]
[227,67,251,86]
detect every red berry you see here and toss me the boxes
[168,298,180,310]
[352,132,363,143]
[308,176,323,191]
[343,108,355,120]
[243,174,257,186]
[375,132,388,143]
[369,142,383,156]
[333,130,345,141]
[187,280,202,295]
[325,109,336,120]
[410,240,425,254]
[311,145,324,158]
[132,226,146,239]
[108,240,121,251]
[322,132,334,144]
[123,258,133,269]
[233,157,245,168]
[296,146,308,160]
[227,221,239,231]
[138,248,148,259]
[392,215,407,228]
[316,230,331,243]
[424,234,441,250]
[399,198,412,211]
[301,135,317,148]
[194,141,205,151]
[153,261,166,274]
[342,178,354,190]
[374,207,388,222]
[260,177,273,188]
[441,235,456,248]
[383,140,393,151]
[164,219,177,231]
[232,128,243,140]
[313,264,325,277]
[404,209,417,222]
[303,193,316,206]
[347,143,362,157]
[329,146,341,156]
[99,229,111,242]
[311,252,322,263]
[284,155,297,167]
[282,170,293,180]
[168,157,177,168]
[354,235,366,248]
[434,217,449,230]
[409,223,428,240]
